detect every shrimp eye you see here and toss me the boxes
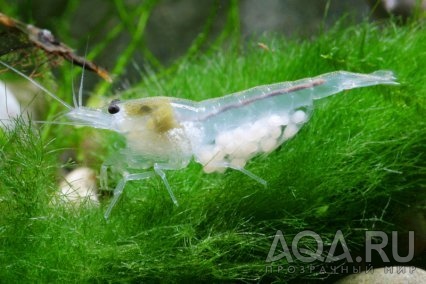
[108,100,120,114]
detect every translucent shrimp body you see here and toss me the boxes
[0,61,398,218]
[97,70,397,217]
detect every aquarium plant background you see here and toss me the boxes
[0,0,425,282]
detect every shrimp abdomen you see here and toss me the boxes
[311,70,398,100]
[177,70,397,174]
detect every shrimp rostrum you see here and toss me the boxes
[0,61,398,218]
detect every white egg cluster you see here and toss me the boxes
[196,110,307,173]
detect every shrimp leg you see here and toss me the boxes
[100,154,125,191]
[154,163,179,206]
[228,165,267,186]
[103,163,179,219]
[210,162,267,186]
[104,171,156,219]
[100,164,109,190]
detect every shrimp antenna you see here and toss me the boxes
[71,59,78,108]
[78,41,89,108]
[78,62,85,108]
[0,61,72,110]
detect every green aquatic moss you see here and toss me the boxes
[0,18,425,283]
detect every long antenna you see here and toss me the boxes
[71,59,78,108]
[0,61,72,110]
[78,41,90,108]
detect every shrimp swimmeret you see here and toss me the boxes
[0,61,398,218]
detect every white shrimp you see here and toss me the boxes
[0,61,398,218]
